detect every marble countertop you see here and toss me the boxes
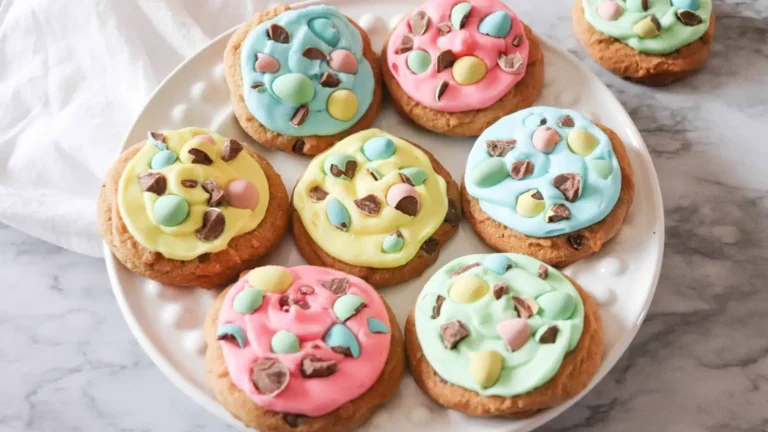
[2,0,767,431]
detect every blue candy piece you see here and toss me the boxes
[147,131,167,150]
[482,254,514,275]
[361,136,396,161]
[151,149,177,170]
[367,317,389,334]
[672,0,700,10]
[323,323,361,358]
[326,198,351,231]
[478,11,512,38]
[216,323,247,348]
[308,17,340,47]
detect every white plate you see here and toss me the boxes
[105,1,665,430]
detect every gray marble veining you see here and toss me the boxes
[1,0,767,431]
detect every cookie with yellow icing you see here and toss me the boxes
[97,127,290,288]
[291,129,461,288]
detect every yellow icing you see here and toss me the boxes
[293,129,449,268]
[117,127,270,260]
[246,266,294,293]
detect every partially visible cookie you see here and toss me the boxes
[381,0,544,137]
[573,0,715,86]
[224,5,382,155]
[405,253,603,417]
[461,107,634,267]
[97,128,289,288]
[204,265,404,432]
[291,129,461,288]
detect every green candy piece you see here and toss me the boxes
[323,153,357,180]
[407,50,431,74]
[470,157,509,188]
[588,159,613,179]
[382,231,404,253]
[478,11,511,38]
[153,195,189,227]
[333,294,366,322]
[233,288,264,314]
[399,167,428,186]
[450,2,472,29]
[271,330,300,354]
[272,73,315,104]
[150,149,177,170]
[216,323,247,348]
[536,291,576,320]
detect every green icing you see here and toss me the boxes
[582,0,712,55]
[414,253,585,396]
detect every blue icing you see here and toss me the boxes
[240,6,374,136]
[464,107,621,237]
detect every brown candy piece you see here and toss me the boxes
[553,173,582,202]
[435,80,449,102]
[354,194,380,216]
[511,35,523,47]
[251,358,289,395]
[641,0,649,11]
[492,283,509,300]
[537,264,548,280]
[512,296,534,319]
[440,320,469,349]
[498,53,525,74]
[367,168,381,181]
[539,325,559,344]
[331,346,353,357]
[394,196,419,217]
[444,199,461,225]
[291,104,309,127]
[420,237,439,255]
[449,262,480,277]
[436,50,456,72]
[188,148,213,165]
[196,208,226,241]
[291,139,305,154]
[486,139,516,157]
[395,34,414,54]
[410,10,429,36]
[309,186,328,202]
[568,233,585,250]
[319,72,341,88]
[201,179,227,207]
[510,160,534,180]
[546,204,571,223]
[437,22,452,36]
[282,414,306,428]
[321,278,349,295]
[432,295,445,319]
[250,83,264,90]
[330,160,358,180]
[677,10,703,26]
[557,115,575,128]
[300,355,338,378]
[138,172,166,195]
[267,24,290,43]
[181,179,198,188]
[149,131,166,143]
[221,138,244,162]
[302,47,327,60]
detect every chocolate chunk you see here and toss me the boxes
[498,53,525,74]
[181,179,198,188]
[330,160,357,179]
[420,237,439,255]
[512,296,533,319]
[202,179,227,207]
[321,278,349,295]
[138,172,167,195]
[291,104,309,127]
[440,320,469,349]
[309,186,328,202]
[553,173,582,202]
[546,204,571,223]
[300,355,338,378]
[437,22,452,36]
[641,0,649,11]
[677,10,703,26]
[444,199,461,225]
[394,196,419,216]
[302,46,327,60]
[532,191,544,200]
[436,50,455,72]
[299,286,314,295]
[410,10,429,36]
[510,160,534,180]
[493,283,509,300]
[150,131,166,143]
[319,72,341,88]
[537,264,548,280]
[221,138,244,162]
[278,295,292,311]
[432,295,445,319]
[250,83,264,90]
[486,139,516,157]
[267,24,290,43]
[539,325,559,344]
[251,358,289,395]
[449,262,480,277]
[292,139,305,154]
[367,167,381,181]
[188,148,213,165]
[435,80,449,102]
[354,194,380,216]
[557,115,575,128]
[568,233,585,250]
[196,208,226,241]
[331,346,353,357]
[282,413,306,428]
[511,35,523,47]
[395,34,414,54]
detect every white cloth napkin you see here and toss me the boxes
[0,0,268,257]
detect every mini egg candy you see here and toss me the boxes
[324,323,361,357]
[147,131,167,150]
[516,190,545,218]
[496,318,531,352]
[482,254,514,275]
[452,56,487,85]
[597,0,623,21]
[469,350,503,388]
[327,89,358,121]
[225,179,259,209]
[333,294,366,322]
[532,126,561,153]
[271,330,300,354]
[308,17,340,47]
[672,0,700,10]
[233,288,264,314]
[361,136,395,161]
[588,159,613,179]
[386,183,420,217]
[399,167,428,186]
[407,50,431,74]
[450,2,472,30]
[150,149,177,170]
[567,129,598,157]
[470,157,508,188]
[246,265,294,294]
[255,53,279,73]
[324,154,358,180]
[326,198,351,231]
[367,317,389,334]
[449,275,489,304]
[633,15,661,38]
[272,73,315,104]
[478,11,512,38]
[382,231,404,253]
[216,323,247,348]
[536,291,576,320]
[329,49,358,74]
[153,195,189,227]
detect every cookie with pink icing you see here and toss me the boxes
[205,265,404,431]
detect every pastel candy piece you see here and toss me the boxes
[367,317,389,334]
[450,2,472,30]
[567,129,598,156]
[478,11,512,38]
[672,0,700,10]
[536,291,577,320]
[324,153,358,179]
[469,350,503,388]
[179,135,216,164]
[452,56,487,85]
[216,323,247,348]
[326,198,351,231]
[225,179,259,209]
[362,136,395,161]
[327,89,358,121]
[407,50,431,74]
[147,131,167,150]
[255,53,279,73]
[329,50,358,74]
[271,330,300,354]
[482,254,514,275]
[272,73,315,104]
[633,15,661,38]
[532,126,561,153]
[399,167,428,186]
[153,195,189,227]
[382,231,404,253]
[333,294,366,322]
[308,17,340,47]
[150,149,177,170]
[496,318,531,351]
[324,323,361,358]
[597,0,623,21]
[233,288,264,314]
[449,275,489,304]
[246,265,294,294]
[588,159,613,179]
[516,190,544,218]
[470,157,508,188]
[386,183,420,216]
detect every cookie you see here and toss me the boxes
[405,253,603,417]
[573,0,715,86]
[291,128,461,288]
[461,107,634,267]
[204,265,404,432]
[381,0,545,137]
[224,5,382,155]
[97,128,290,288]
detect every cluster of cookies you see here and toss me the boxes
[92,0,705,429]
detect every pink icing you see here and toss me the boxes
[532,126,560,153]
[386,0,530,112]
[225,179,259,209]
[217,266,391,417]
[256,53,280,73]
[386,183,420,210]
[496,318,530,351]
[329,50,358,74]
[597,0,623,21]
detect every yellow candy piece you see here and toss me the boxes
[516,190,545,218]
[449,275,489,304]
[246,265,294,293]
[452,56,487,86]
[633,15,661,38]
[469,350,503,388]
[567,129,598,157]
[327,89,358,121]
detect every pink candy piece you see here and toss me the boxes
[329,50,358,74]
[496,318,531,352]
[255,53,280,73]
[386,183,420,211]
[597,0,623,21]
[532,126,561,153]
[225,179,259,209]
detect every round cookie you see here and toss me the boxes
[573,0,715,86]
[97,128,290,288]
[405,253,603,417]
[381,0,545,137]
[292,128,461,288]
[224,5,382,155]
[461,107,634,267]
[204,265,404,432]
